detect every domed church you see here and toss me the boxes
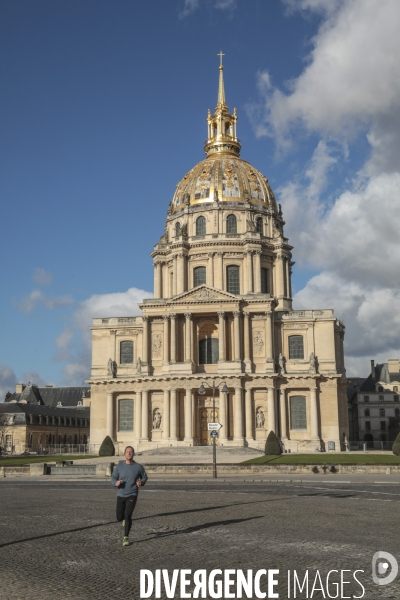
[88,58,349,453]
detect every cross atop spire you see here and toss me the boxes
[217,51,226,107]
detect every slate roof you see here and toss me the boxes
[0,403,90,421]
[347,378,366,401]
[4,385,90,407]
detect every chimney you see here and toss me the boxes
[15,383,26,393]
[388,359,400,373]
[371,360,376,380]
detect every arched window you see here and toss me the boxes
[290,396,307,429]
[261,268,269,293]
[199,338,219,364]
[256,217,263,234]
[120,340,134,364]
[196,216,206,236]
[194,266,206,287]
[119,399,134,431]
[364,408,370,417]
[379,408,385,417]
[288,335,304,359]
[175,222,181,237]
[226,214,237,233]
[226,265,240,294]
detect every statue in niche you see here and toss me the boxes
[253,331,264,356]
[256,410,265,429]
[153,411,162,430]
[136,357,142,374]
[152,334,162,358]
[112,360,117,378]
[278,353,286,374]
[214,188,219,201]
[309,352,316,372]
[107,358,114,377]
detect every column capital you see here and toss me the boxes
[265,311,272,317]
[243,311,250,319]
[170,313,177,320]
[217,251,224,257]
[184,312,192,320]
[163,315,170,321]
[142,316,149,322]
[208,252,215,258]
[110,329,117,334]
[255,250,262,256]
[217,311,225,318]
[233,311,241,318]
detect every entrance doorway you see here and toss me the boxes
[200,407,219,445]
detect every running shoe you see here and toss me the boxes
[123,536,130,547]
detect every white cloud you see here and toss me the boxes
[16,290,73,313]
[58,286,153,385]
[249,0,400,375]
[179,0,236,19]
[32,268,53,285]
[0,366,17,402]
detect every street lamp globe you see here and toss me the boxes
[198,384,206,395]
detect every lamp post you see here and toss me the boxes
[198,380,229,479]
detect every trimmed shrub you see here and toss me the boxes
[264,430,282,455]
[99,435,115,457]
[392,433,400,456]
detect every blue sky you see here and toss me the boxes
[1,0,400,395]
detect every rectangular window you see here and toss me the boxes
[120,340,134,364]
[379,395,384,402]
[365,421,371,431]
[394,396,399,402]
[290,396,307,429]
[261,268,269,293]
[380,421,386,431]
[364,396,369,402]
[226,265,240,294]
[119,399,134,431]
[288,335,304,359]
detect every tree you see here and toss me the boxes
[0,414,13,453]
[392,432,400,456]
[99,435,115,457]
[264,430,282,455]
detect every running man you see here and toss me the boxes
[111,446,148,546]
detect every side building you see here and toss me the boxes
[88,59,348,454]
[348,359,400,448]
[0,383,90,454]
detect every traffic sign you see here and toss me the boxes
[207,422,223,431]
[210,431,218,438]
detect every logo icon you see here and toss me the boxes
[372,551,398,586]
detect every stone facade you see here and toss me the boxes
[88,61,348,453]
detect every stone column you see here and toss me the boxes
[265,311,274,366]
[280,389,287,440]
[162,262,169,298]
[267,387,276,433]
[233,387,244,442]
[106,392,114,439]
[142,317,149,364]
[173,255,177,296]
[246,251,253,293]
[162,389,170,440]
[135,391,142,441]
[177,254,185,294]
[184,388,193,441]
[109,329,117,361]
[288,263,293,299]
[233,311,241,361]
[254,251,262,293]
[170,314,176,363]
[245,388,253,441]
[243,312,251,366]
[310,386,319,440]
[217,252,224,290]
[141,390,149,441]
[163,316,169,363]
[275,254,285,298]
[169,389,177,441]
[218,312,226,361]
[184,313,192,363]
[219,390,228,442]
[154,261,161,299]
[208,252,215,287]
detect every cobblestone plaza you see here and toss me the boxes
[0,478,399,599]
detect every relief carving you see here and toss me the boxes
[152,334,162,358]
[253,331,265,356]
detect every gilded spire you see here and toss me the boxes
[217,51,226,107]
[204,53,241,158]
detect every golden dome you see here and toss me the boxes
[171,155,277,211]
[171,55,277,213]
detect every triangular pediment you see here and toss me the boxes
[171,285,238,303]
